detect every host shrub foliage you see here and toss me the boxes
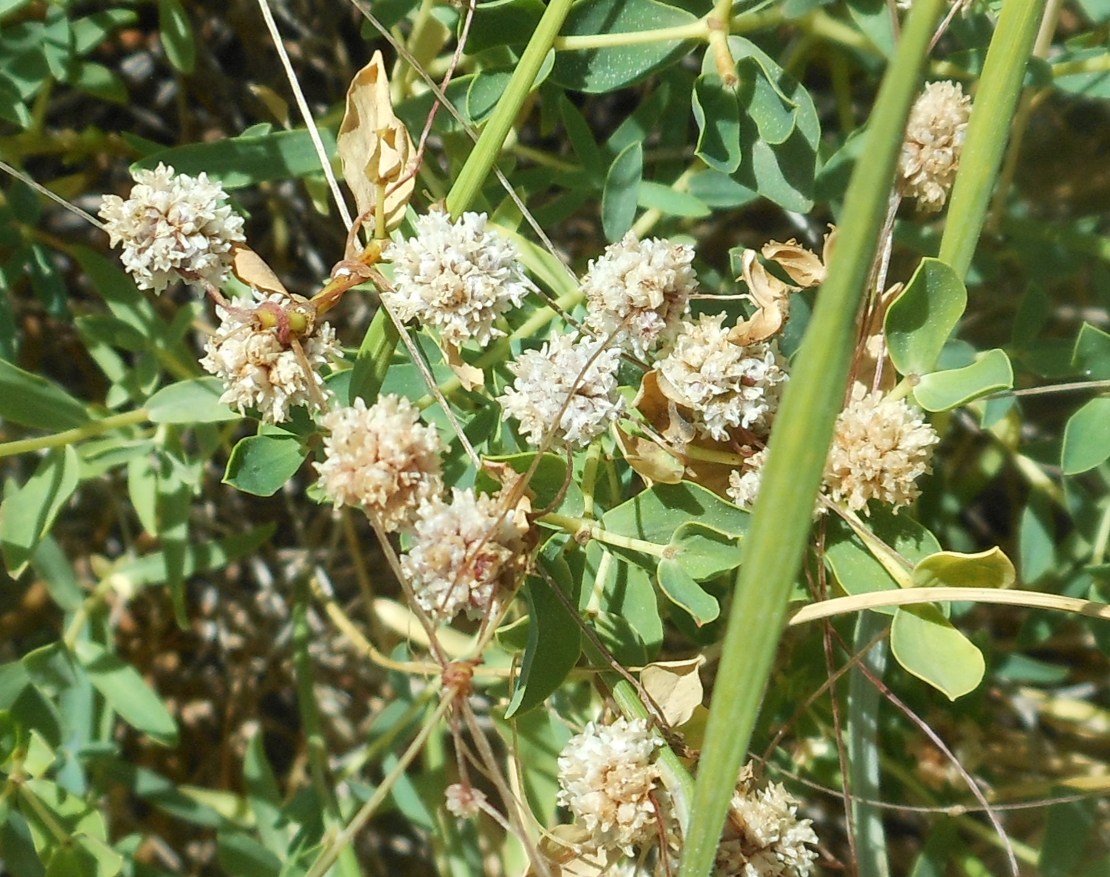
[1,1,1108,877]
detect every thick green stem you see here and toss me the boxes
[445,0,575,216]
[848,613,891,877]
[938,0,1047,279]
[677,3,946,876]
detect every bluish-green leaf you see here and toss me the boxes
[738,57,796,146]
[132,129,338,189]
[147,377,237,424]
[224,434,307,497]
[890,605,985,700]
[550,0,698,93]
[244,732,285,854]
[559,94,604,179]
[466,0,546,52]
[668,520,746,580]
[886,258,967,377]
[0,359,89,430]
[73,640,178,746]
[692,74,742,173]
[824,507,942,612]
[913,348,1014,412]
[602,140,642,241]
[1061,396,1110,474]
[157,0,195,73]
[1,446,80,577]
[845,0,896,56]
[656,558,720,625]
[1072,322,1110,380]
[67,61,128,103]
[725,37,818,213]
[637,181,711,218]
[505,550,582,717]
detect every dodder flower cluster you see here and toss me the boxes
[402,487,528,624]
[716,780,819,877]
[582,232,697,358]
[824,384,939,513]
[199,292,338,424]
[657,314,789,441]
[99,163,245,293]
[498,333,624,449]
[727,386,939,515]
[315,395,443,533]
[556,718,663,856]
[383,211,534,347]
[898,81,972,212]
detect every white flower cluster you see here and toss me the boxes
[498,333,624,449]
[582,232,697,359]
[726,387,938,514]
[556,718,663,856]
[99,163,245,293]
[383,211,535,347]
[657,314,789,441]
[716,782,819,877]
[899,81,972,212]
[726,448,768,510]
[199,292,338,424]
[401,487,527,624]
[824,384,939,513]
[314,395,443,533]
[444,783,486,819]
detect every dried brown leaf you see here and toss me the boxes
[230,243,289,295]
[641,655,705,726]
[337,51,416,234]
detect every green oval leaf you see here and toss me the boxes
[657,558,720,626]
[550,0,698,93]
[1,446,80,578]
[912,547,1016,590]
[223,434,308,497]
[147,377,237,424]
[890,605,985,701]
[669,521,745,580]
[1061,396,1110,475]
[602,140,643,241]
[73,640,178,745]
[1072,322,1110,380]
[505,551,582,717]
[157,0,196,74]
[738,57,795,146]
[725,37,818,213]
[886,258,967,377]
[913,348,1014,412]
[0,359,89,430]
[133,128,338,190]
[692,74,742,173]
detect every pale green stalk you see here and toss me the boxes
[0,409,149,459]
[938,0,1048,279]
[677,3,947,875]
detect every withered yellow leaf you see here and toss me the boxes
[337,51,416,234]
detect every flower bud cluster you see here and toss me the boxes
[899,81,972,212]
